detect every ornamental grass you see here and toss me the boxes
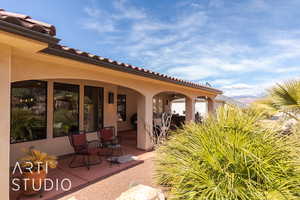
[155,107,300,200]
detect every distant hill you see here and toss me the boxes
[215,95,247,108]
[230,95,263,104]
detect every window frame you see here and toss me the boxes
[10,80,48,144]
[53,82,80,138]
[84,85,104,133]
[117,94,127,122]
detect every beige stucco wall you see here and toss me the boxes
[117,86,138,131]
[0,43,11,200]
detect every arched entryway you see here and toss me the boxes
[152,91,195,130]
[116,86,144,150]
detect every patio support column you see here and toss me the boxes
[0,44,11,200]
[207,97,215,115]
[137,94,153,150]
[185,96,196,123]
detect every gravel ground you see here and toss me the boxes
[59,152,155,200]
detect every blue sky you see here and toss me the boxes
[3,0,300,100]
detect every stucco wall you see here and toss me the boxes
[10,79,118,166]
[0,44,11,200]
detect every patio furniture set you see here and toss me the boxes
[68,126,123,170]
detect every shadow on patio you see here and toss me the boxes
[10,130,146,200]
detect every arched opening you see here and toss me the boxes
[116,86,144,150]
[198,96,215,116]
[153,91,188,130]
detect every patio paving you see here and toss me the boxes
[10,130,150,200]
[59,153,155,200]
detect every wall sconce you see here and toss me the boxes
[108,92,114,104]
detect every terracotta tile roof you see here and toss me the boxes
[46,44,222,94]
[0,8,222,94]
[0,8,56,36]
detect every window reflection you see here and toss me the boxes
[117,95,126,122]
[84,86,103,132]
[11,80,47,143]
[53,83,79,137]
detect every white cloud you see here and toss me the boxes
[83,21,116,33]
[222,83,253,89]
[209,0,224,8]
[84,7,101,18]
[80,1,300,98]
[274,67,300,73]
[222,83,268,97]
[211,78,236,85]
[112,0,146,20]
[168,65,219,80]
[248,0,269,10]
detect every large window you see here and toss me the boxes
[117,95,126,122]
[84,86,104,132]
[53,83,79,137]
[11,80,47,143]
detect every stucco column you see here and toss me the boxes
[0,44,11,200]
[137,94,153,150]
[185,97,196,123]
[207,97,215,114]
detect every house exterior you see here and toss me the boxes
[0,9,222,198]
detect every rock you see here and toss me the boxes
[116,184,165,200]
[280,118,298,135]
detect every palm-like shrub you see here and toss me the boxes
[253,80,300,121]
[155,107,300,200]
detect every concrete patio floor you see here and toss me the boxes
[10,131,154,200]
[59,152,155,200]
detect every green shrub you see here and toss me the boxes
[155,107,300,200]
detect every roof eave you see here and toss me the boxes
[0,20,60,45]
[41,46,222,95]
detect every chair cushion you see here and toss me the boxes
[101,128,114,141]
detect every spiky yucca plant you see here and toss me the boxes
[155,107,300,200]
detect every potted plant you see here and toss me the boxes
[19,148,57,195]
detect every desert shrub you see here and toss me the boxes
[155,107,300,200]
[292,121,300,136]
[253,80,300,121]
